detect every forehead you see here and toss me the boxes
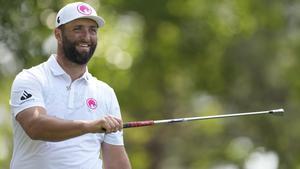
[65,18,98,27]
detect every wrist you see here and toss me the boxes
[77,120,89,134]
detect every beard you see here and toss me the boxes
[61,33,97,65]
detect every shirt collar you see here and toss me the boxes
[47,54,91,82]
[81,69,92,82]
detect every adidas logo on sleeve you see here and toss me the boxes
[20,90,32,101]
[17,90,34,105]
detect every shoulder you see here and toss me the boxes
[17,61,47,78]
[12,62,47,88]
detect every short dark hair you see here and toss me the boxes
[57,24,65,31]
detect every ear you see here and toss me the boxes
[54,28,63,44]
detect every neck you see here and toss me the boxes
[56,51,87,81]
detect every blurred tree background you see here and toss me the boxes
[0,0,299,168]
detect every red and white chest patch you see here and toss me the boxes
[86,98,97,109]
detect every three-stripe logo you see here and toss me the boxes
[20,90,32,101]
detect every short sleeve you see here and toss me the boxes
[103,88,124,145]
[10,70,45,118]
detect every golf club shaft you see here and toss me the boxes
[123,108,284,129]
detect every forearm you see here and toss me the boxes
[27,114,89,141]
[16,106,105,141]
[102,143,132,169]
[103,155,131,169]
[17,106,122,142]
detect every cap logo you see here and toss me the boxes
[77,4,92,15]
[86,98,97,109]
[57,16,60,24]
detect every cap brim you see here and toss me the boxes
[76,15,105,28]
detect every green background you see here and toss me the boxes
[0,0,298,168]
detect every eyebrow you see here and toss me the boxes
[73,24,98,28]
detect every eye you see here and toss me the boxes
[90,27,97,34]
[73,26,82,31]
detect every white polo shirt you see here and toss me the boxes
[10,54,124,169]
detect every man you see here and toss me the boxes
[10,2,131,169]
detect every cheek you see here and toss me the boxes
[91,35,98,43]
[90,39,98,47]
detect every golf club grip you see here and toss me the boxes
[123,120,155,128]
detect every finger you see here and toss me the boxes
[114,117,123,131]
[105,116,122,132]
[102,117,113,133]
[112,116,123,131]
[104,116,118,133]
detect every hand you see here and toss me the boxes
[87,116,123,134]
[101,116,123,133]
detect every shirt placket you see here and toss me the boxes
[68,82,75,109]
[67,79,87,111]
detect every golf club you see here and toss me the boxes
[123,108,284,129]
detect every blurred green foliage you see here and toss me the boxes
[0,0,299,168]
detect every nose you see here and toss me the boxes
[81,28,91,42]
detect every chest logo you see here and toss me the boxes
[86,98,97,109]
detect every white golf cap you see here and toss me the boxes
[55,2,105,28]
